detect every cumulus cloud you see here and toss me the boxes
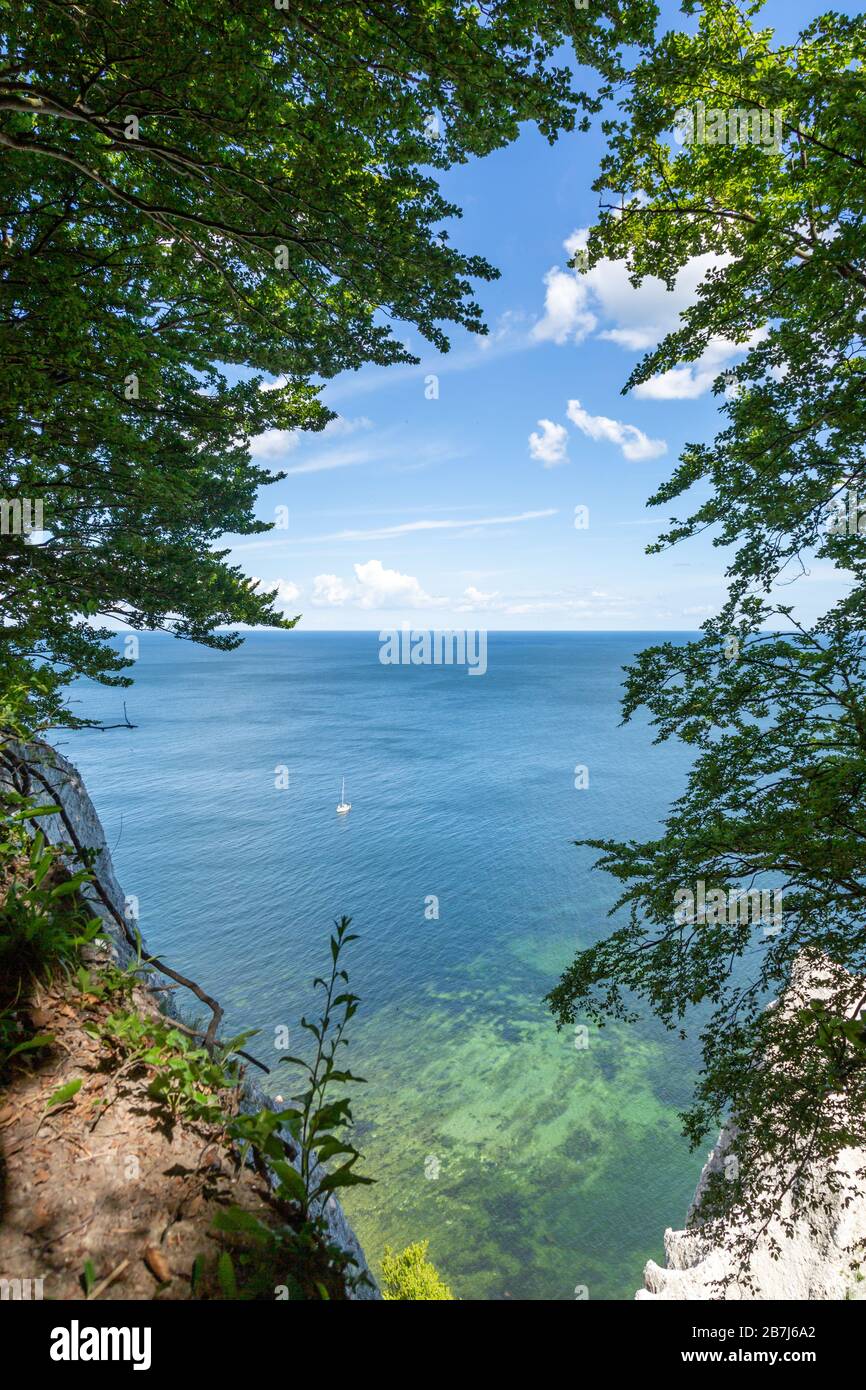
[312,574,353,606]
[456,586,501,611]
[249,429,301,460]
[632,330,767,400]
[633,365,717,401]
[353,559,444,610]
[532,231,753,399]
[529,418,569,467]
[587,246,727,353]
[531,265,597,345]
[311,561,445,610]
[566,399,667,462]
[255,577,301,606]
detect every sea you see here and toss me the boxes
[64,629,704,1301]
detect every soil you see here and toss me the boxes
[0,942,339,1301]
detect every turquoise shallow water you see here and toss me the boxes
[65,630,704,1300]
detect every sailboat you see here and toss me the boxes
[336,776,351,815]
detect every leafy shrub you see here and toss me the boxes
[88,1009,235,1125]
[214,917,376,1300]
[274,915,373,1220]
[0,787,103,1074]
[381,1241,454,1301]
[0,798,101,983]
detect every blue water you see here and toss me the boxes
[65,630,704,1300]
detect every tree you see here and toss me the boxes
[0,0,655,729]
[547,0,866,1272]
[381,1240,455,1300]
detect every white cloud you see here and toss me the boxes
[501,593,635,618]
[249,429,301,460]
[533,231,754,400]
[633,365,716,400]
[479,309,529,351]
[311,561,445,610]
[504,600,585,615]
[229,508,557,553]
[353,559,444,610]
[249,415,372,464]
[531,265,597,345]
[587,248,726,353]
[322,415,373,438]
[529,419,569,467]
[456,586,501,611]
[566,399,667,462]
[312,574,353,606]
[255,577,301,606]
[323,320,533,403]
[284,443,379,476]
[632,331,766,400]
[304,509,557,544]
[284,431,464,478]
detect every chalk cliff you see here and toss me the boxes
[637,959,866,1300]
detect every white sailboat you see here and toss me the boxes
[336,776,351,815]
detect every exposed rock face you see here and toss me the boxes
[638,1131,866,1300]
[637,960,866,1301]
[4,740,378,1299]
[5,740,136,968]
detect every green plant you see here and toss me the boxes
[275,916,373,1221]
[0,783,104,1074]
[44,1078,82,1112]
[381,1241,454,1301]
[73,927,167,1010]
[89,1010,237,1126]
[211,919,374,1300]
[207,1204,352,1301]
[0,796,102,980]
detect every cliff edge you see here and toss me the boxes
[637,959,866,1300]
[0,740,377,1300]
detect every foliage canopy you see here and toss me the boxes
[548,0,866,1268]
[0,0,654,728]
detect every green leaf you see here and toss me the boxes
[8,1033,54,1058]
[217,1251,237,1299]
[314,1136,358,1164]
[315,1167,375,1196]
[271,1159,307,1205]
[45,1078,82,1110]
[51,876,89,899]
[211,1207,270,1243]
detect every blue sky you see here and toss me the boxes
[228,0,850,632]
